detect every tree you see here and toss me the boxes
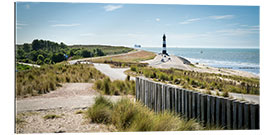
[81,49,93,58]
[16,49,25,59]
[95,48,105,56]
[23,43,31,52]
[37,54,44,61]
[52,52,65,63]
[32,39,42,51]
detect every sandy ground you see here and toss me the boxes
[143,54,259,79]
[93,63,135,81]
[16,83,123,133]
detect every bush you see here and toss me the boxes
[86,96,113,124]
[87,98,203,131]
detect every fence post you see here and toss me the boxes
[197,93,201,122]
[227,99,233,129]
[185,90,189,117]
[145,80,148,106]
[215,97,221,128]
[250,104,259,129]
[174,87,178,113]
[201,94,207,124]
[161,84,165,112]
[177,88,181,114]
[171,87,176,112]
[232,100,238,129]
[238,101,244,129]
[207,95,211,125]
[211,96,216,126]
[181,89,185,116]
[192,92,197,119]
[188,91,193,119]
[221,98,227,129]
[244,102,250,129]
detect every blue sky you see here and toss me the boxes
[16,2,259,48]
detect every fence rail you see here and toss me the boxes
[135,77,259,129]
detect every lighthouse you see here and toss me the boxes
[162,34,168,55]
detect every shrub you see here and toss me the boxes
[88,98,203,131]
[43,114,61,119]
[86,96,113,124]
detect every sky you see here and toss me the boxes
[16,2,259,48]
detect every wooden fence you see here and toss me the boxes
[135,77,260,130]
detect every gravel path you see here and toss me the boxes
[16,83,123,133]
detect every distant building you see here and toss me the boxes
[134,44,141,48]
[162,34,168,55]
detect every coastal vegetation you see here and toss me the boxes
[16,63,32,71]
[129,66,260,95]
[94,76,135,95]
[16,64,105,98]
[16,39,134,65]
[86,96,209,131]
[89,50,156,68]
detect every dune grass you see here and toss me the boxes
[94,76,135,95]
[131,66,260,95]
[16,64,105,98]
[43,114,62,120]
[86,96,206,132]
[90,50,156,68]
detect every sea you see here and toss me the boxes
[141,47,260,76]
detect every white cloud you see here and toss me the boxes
[80,33,95,37]
[216,27,259,36]
[156,18,160,22]
[51,23,80,27]
[209,15,234,20]
[103,5,123,12]
[16,23,28,26]
[180,18,201,24]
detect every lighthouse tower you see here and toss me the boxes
[162,34,168,55]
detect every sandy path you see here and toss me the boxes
[93,63,135,81]
[16,83,122,113]
[16,108,116,133]
[16,83,122,133]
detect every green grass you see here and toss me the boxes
[131,66,260,95]
[94,76,135,95]
[16,64,106,97]
[43,114,62,119]
[86,96,113,124]
[16,63,32,71]
[86,96,208,132]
